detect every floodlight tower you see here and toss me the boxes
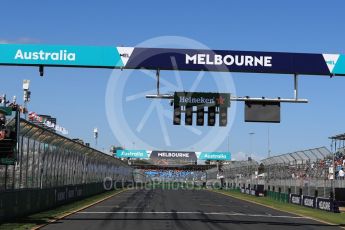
[22,80,31,119]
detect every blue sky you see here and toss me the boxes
[1,0,345,160]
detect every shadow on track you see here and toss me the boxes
[51,216,344,228]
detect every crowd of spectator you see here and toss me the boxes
[143,169,206,182]
[266,151,345,180]
[213,150,345,181]
[335,149,345,179]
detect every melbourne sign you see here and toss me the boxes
[150,151,197,161]
[185,53,272,67]
[115,149,232,162]
[174,92,230,107]
[1,44,345,76]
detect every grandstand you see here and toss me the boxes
[206,146,345,205]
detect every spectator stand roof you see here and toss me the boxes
[19,118,130,168]
[261,147,332,166]
[329,133,345,141]
[329,133,345,153]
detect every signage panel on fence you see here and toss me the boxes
[302,195,316,208]
[316,197,339,213]
[290,194,302,205]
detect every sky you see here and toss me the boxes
[1,0,345,161]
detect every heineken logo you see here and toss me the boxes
[179,96,215,104]
[174,92,230,107]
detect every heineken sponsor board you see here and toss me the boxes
[116,150,148,159]
[1,44,345,76]
[197,152,231,160]
[174,92,230,107]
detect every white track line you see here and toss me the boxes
[77,211,308,219]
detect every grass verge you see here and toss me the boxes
[0,189,124,230]
[213,189,345,226]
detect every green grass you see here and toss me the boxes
[214,189,345,226]
[0,189,124,230]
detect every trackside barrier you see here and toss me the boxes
[302,195,316,208]
[290,193,302,205]
[289,194,340,213]
[267,191,289,203]
[0,181,131,222]
[240,188,259,196]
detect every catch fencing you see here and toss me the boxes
[0,119,133,191]
[0,119,133,221]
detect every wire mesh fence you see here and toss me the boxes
[206,147,345,198]
[0,119,133,191]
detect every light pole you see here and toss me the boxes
[249,132,255,160]
[248,132,256,190]
[268,126,271,158]
[23,80,31,119]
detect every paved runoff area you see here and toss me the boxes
[41,189,341,230]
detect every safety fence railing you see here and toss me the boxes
[0,119,133,191]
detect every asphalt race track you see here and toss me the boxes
[41,189,341,230]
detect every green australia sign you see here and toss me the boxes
[0,44,124,67]
[116,150,149,159]
[198,152,231,161]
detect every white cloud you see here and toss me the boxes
[0,37,40,44]
[0,39,9,44]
